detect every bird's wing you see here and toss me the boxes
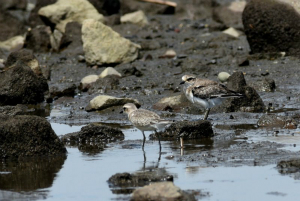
[129,109,161,127]
[192,84,242,99]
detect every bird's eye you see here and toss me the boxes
[123,107,126,111]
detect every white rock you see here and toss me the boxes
[86,95,140,111]
[121,10,148,26]
[80,75,99,90]
[99,67,121,78]
[82,19,141,65]
[0,35,24,51]
[38,0,104,33]
[218,72,231,82]
[223,27,242,38]
[228,1,247,13]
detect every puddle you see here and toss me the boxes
[1,123,300,200]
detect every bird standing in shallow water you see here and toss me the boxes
[180,75,243,120]
[122,103,172,151]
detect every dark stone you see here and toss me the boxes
[60,22,83,55]
[152,120,214,140]
[242,0,300,56]
[108,169,173,194]
[277,158,300,179]
[88,0,120,16]
[0,0,27,10]
[140,40,161,50]
[0,115,67,159]
[221,72,265,113]
[213,5,244,30]
[237,56,250,66]
[121,66,143,77]
[87,75,120,94]
[0,105,27,116]
[249,78,276,92]
[0,11,26,41]
[24,25,52,52]
[6,48,37,67]
[104,14,121,26]
[0,61,49,106]
[257,114,297,129]
[61,124,124,153]
[50,83,77,98]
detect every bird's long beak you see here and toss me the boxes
[180,81,185,85]
[120,110,123,114]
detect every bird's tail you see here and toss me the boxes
[152,120,174,131]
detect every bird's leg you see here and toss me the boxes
[203,108,210,120]
[143,149,146,170]
[142,131,146,150]
[180,137,184,148]
[155,130,162,160]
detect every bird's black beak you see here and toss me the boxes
[180,81,185,85]
[120,110,123,114]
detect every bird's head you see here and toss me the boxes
[180,75,196,85]
[121,103,138,114]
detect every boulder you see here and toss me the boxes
[86,95,140,111]
[0,115,67,159]
[120,10,148,26]
[0,35,24,52]
[6,49,42,76]
[61,124,124,153]
[82,19,141,65]
[24,25,52,52]
[131,182,196,201]
[243,0,300,56]
[221,72,265,112]
[0,61,48,106]
[99,67,122,78]
[38,0,104,33]
[153,120,214,140]
[79,74,99,91]
[257,114,297,129]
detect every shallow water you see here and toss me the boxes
[1,123,300,201]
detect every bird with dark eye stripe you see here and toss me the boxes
[180,75,243,120]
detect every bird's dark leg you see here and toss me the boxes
[155,130,162,162]
[203,108,210,120]
[142,131,146,150]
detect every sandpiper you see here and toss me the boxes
[122,103,172,150]
[180,75,243,120]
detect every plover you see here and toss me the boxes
[180,75,243,120]
[122,103,172,150]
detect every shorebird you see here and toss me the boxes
[180,75,243,120]
[122,103,173,150]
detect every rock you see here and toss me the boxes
[82,19,141,65]
[79,75,99,91]
[89,0,120,16]
[0,115,67,159]
[153,94,191,112]
[24,25,52,52]
[221,72,265,113]
[38,0,105,33]
[0,61,48,106]
[278,158,300,175]
[6,49,42,76]
[85,95,140,111]
[213,1,246,30]
[131,182,196,201]
[0,11,26,41]
[0,35,24,52]
[50,83,77,99]
[218,72,230,82]
[121,66,143,77]
[257,114,297,129]
[60,22,83,54]
[237,55,250,66]
[153,120,214,140]
[222,27,242,38]
[249,78,276,92]
[99,67,122,78]
[88,75,120,94]
[159,49,177,59]
[50,29,64,51]
[242,0,300,56]
[120,0,174,15]
[61,124,124,153]
[140,40,161,50]
[121,10,148,26]
[0,105,27,116]
[108,170,173,194]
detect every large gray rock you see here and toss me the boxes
[243,0,300,56]
[82,19,141,65]
[38,0,104,33]
[0,61,48,106]
[0,115,67,159]
[85,95,140,111]
[131,182,196,201]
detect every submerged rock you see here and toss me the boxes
[38,0,104,33]
[0,115,67,159]
[131,182,196,201]
[82,19,141,65]
[243,0,300,56]
[257,114,297,129]
[61,124,124,153]
[86,95,140,111]
[277,158,300,179]
[153,120,214,140]
[0,61,48,106]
